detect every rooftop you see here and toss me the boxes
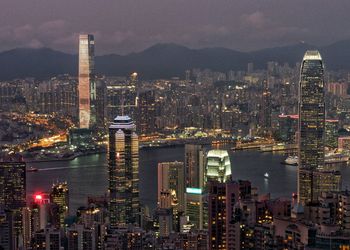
[207,149,229,158]
[303,50,322,61]
[109,115,136,130]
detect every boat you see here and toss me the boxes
[27,167,38,172]
[281,153,348,166]
[325,153,349,164]
[264,172,269,179]
[282,156,298,166]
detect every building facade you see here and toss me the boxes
[78,34,95,129]
[298,51,325,204]
[108,116,139,227]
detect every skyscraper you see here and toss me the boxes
[50,182,69,228]
[157,161,185,211]
[208,180,252,250]
[184,144,205,189]
[298,50,325,204]
[205,150,231,185]
[185,187,205,230]
[78,34,95,129]
[137,89,156,135]
[108,116,139,227]
[0,156,26,249]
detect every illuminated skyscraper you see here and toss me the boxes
[157,161,185,211]
[185,144,205,189]
[50,182,69,228]
[185,187,205,230]
[298,51,325,204]
[108,116,139,227]
[208,180,252,250]
[0,157,26,249]
[78,34,95,129]
[205,150,231,185]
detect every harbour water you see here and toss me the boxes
[26,146,350,213]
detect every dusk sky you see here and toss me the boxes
[1,0,350,55]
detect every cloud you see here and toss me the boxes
[241,11,266,29]
[0,0,350,53]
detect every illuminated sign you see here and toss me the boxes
[186,188,202,194]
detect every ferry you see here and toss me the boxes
[281,156,298,166]
[27,167,38,172]
[325,153,349,164]
[281,153,349,166]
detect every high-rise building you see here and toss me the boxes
[67,224,96,250]
[32,226,62,250]
[260,79,272,130]
[325,119,339,148]
[205,150,231,185]
[185,188,205,230]
[298,50,325,204]
[0,157,26,248]
[108,116,139,227]
[137,89,156,135]
[208,180,252,250]
[78,34,95,129]
[157,161,185,211]
[184,144,205,189]
[50,182,69,228]
[0,208,14,250]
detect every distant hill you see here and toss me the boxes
[0,40,350,80]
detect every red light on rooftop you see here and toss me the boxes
[35,194,42,201]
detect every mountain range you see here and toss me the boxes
[1,40,350,80]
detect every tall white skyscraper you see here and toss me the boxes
[78,34,95,129]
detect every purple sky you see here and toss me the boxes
[1,0,350,55]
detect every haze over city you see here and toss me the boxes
[1,0,350,54]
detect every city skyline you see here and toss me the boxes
[2,3,350,246]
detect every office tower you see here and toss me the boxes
[205,150,231,184]
[184,144,205,189]
[208,180,252,250]
[34,193,61,230]
[157,161,185,211]
[260,79,272,129]
[157,208,173,237]
[313,170,341,196]
[0,157,26,248]
[50,182,69,228]
[106,75,137,124]
[325,119,339,148]
[137,89,156,135]
[78,34,95,129]
[0,208,13,250]
[298,50,325,204]
[0,158,26,210]
[67,224,96,250]
[32,226,62,250]
[108,116,139,227]
[185,188,205,230]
